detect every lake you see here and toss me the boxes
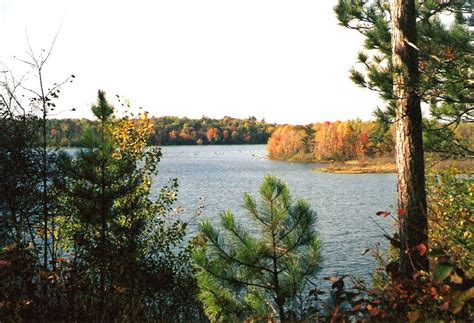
[152,144,396,283]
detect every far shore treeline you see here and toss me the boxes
[45,117,473,160]
[45,116,276,146]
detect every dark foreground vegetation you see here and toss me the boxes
[1,90,204,321]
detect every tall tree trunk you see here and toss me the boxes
[272,234,285,322]
[40,73,49,271]
[269,197,285,321]
[99,119,107,310]
[391,0,429,277]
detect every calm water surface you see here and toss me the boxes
[152,145,396,282]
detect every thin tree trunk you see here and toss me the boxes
[39,69,49,271]
[100,173,106,309]
[270,199,285,322]
[100,121,106,309]
[391,0,429,277]
[272,234,285,322]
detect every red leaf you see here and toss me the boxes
[440,301,449,311]
[416,244,427,256]
[376,211,390,217]
[397,209,406,216]
[440,285,450,293]
[368,288,381,296]
[367,304,379,316]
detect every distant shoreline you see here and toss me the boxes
[312,157,474,174]
[60,145,474,174]
[268,155,474,174]
[55,143,268,149]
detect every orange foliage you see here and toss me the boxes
[267,120,387,161]
[179,129,191,141]
[313,121,370,160]
[267,125,306,159]
[206,127,219,143]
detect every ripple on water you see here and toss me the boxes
[148,145,396,283]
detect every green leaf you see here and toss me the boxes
[429,248,444,257]
[433,264,454,283]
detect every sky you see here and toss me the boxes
[0,0,384,124]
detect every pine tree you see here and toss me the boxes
[193,175,322,322]
[334,0,473,157]
[334,0,472,277]
[391,0,429,276]
[56,91,200,320]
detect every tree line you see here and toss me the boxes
[45,115,276,147]
[267,120,473,162]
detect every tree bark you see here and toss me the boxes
[391,0,429,277]
[40,70,49,271]
[270,200,286,322]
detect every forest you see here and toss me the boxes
[1,0,473,322]
[45,116,276,147]
[267,120,473,162]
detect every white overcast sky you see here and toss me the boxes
[0,0,384,124]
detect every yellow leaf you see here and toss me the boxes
[451,287,474,314]
[450,274,463,284]
[407,310,421,322]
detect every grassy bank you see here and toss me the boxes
[313,156,474,174]
[314,157,396,174]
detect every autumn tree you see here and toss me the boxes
[313,122,338,160]
[267,125,307,160]
[312,120,375,160]
[193,175,322,322]
[206,127,220,143]
[267,121,393,162]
